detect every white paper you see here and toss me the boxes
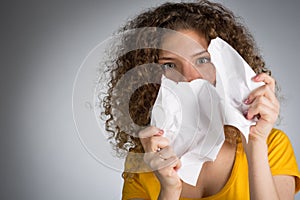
[210,37,264,142]
[151,76,225,186]
[150,37,263,186]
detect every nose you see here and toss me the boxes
[181,61,203,82]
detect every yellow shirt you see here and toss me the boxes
[122,129,300,200]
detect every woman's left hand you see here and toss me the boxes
[244,73,280,142]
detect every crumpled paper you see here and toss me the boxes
[150,37,263,186]
[210,37,264,142]
[151,75,225,186]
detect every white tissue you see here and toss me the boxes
[150,37,263,186]
[210,37,264,142]
[151,76,225,186]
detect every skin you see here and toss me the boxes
[138,30,295,200]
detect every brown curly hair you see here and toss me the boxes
[101,0,271,157]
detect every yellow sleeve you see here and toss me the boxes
[267,129,300,193]
[121,151,150,200]
[122,172,149,200]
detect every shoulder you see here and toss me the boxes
[266,128,298,160]
[122,153,160,200]
[266,128,294,163]
[267,128,290,145]
[267,129,289,152]
[266,128,300,193]
[266,128,296,157]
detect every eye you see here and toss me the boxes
[161,63,176,70]
[196,57,211,65]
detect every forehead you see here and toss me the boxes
[159,30,208,57]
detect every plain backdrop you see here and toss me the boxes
[1,0,299,199]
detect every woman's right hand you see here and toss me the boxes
[139,126,182,199]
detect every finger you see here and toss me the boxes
[143,146,179,171]
[245,84,280,108]
[138,126,163,139]
[248,123,272,141]
[158,157,182,176]
[247,104,278,123]
[160,156,181,172]
[252,73,276,92]
[157,146,177,160]
[246,96,279,123]
[149,155,179,171]
[140,135,170,152]
[245,84,276,105]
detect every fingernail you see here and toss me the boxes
[244,98,250,104]
[252,74,260,81]
[158,130,164,135]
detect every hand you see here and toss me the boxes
[139,126,182,193]
[244,73,280,142]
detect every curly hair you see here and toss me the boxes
[101,0,271,157]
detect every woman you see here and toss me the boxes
[102,1,300,199]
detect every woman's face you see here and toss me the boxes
[159,30,216,85]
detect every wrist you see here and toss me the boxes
[159,182,182,200]
[242,134,268,155]
[248,131,268,143]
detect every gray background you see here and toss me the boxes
[1,0,299,199]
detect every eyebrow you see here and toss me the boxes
[192,50,209,58]
[159,50,208,60]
